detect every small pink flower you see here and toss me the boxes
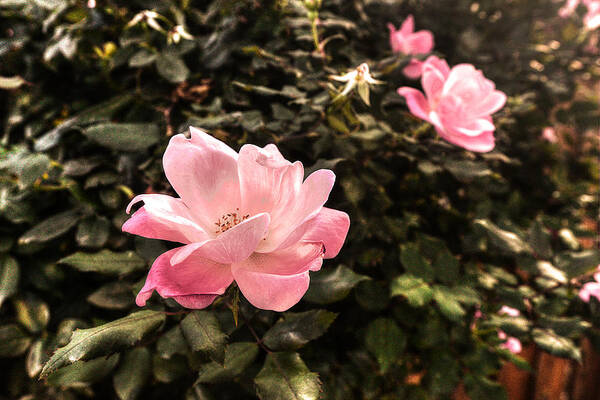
[397,56,507,152]
[123,127,350,312]
[498,330,523,354]
[388,15,434,79]
[542,127,558,143]
[498,305,520,317]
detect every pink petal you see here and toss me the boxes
[301,207,350,259]
[453,118,496,137]
[172,294,219,309]
[402,59,424,79]
[123,194,208,244]
[162,128,241,232]
[472,91,507,117]
[308,257,323,272]
[232,266,310,311]
[499,305,520,317]
[397,87,430,121]
[238,144,304,219]
[579,282,600,302]
[258,169,335,252]
[501,337,522,354]
[136,248,233,307]
[436,125,496,153]
[406,31,434,54]
[170,213,271,265]
[422,56,450,101]
[240,242,324,276]
[400,14,415,36]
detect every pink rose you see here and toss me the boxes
[123,127,350,312]
[498,305,520,317]
[397,56,507,152]
[498,331,523,354]
[388,15,434,79]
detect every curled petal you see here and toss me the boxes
[406,30,434,54]
[172,294,219,309]
[123,194,208,243]
[399,14,415,36]
[436,125,496,153]
[136,248,233,307]
[302,207,350,259]
[402,59,425,80]
[241,242,324,276]
[397,87,430,121]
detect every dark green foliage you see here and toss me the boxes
[0,0,598,399]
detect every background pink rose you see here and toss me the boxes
[388,15,434,79]
[397,55,507,152]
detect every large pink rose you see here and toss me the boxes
[123,127,350,312]
[388,15,434,79]
[397,56,507,152]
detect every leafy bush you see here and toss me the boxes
[0,0,598,399]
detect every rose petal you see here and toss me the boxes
[233,267,310,312]
[163,128,241,231]
[397,87,430,121]
[399,14,415,36]
[402,59,424,80]
[136,248,233,307]
[240,242,324,276]
[406,30,434,54]
[301,207,350,258]
[170,212,270,265]
[172,294,219,309]
[259,169,335,252]
[436,126,496,153]
[123,194,208,243]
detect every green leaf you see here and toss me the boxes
[83,123,160,152]
[76,216,110,248]
[14,295,50,333]
[18,209,81,245]
[262,310,337,351]
[156,326,189,359]
[153,354,188,383]
[58,249,146,275]
[554,250,600,278]
[26,339,47,378]
[443,160,492,181]
[181,311,227,363]
[113,347,152,400]
[390,274,433,307]
[156,54,190,83]
[255,352,321,400]
[431,286,465,321]
[364,318,406,373]
[196,342,259,383]
[18,154,51,188]
[129,49,157,68]
[87,281,134,310]
[304,265,369,304]
[0,255,19,307]
[432,248,460,284]
[531,328,581,361]
[528,220,553,259]
[400,243,434,281]
[474,219,532,255]
[0,324,32,357]
[47,355,120,386]
[40,310,165,378]
[0,75,26,89]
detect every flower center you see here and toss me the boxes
[214,208,250,234]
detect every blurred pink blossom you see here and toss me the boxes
[559,0,600,30]
[579,265,600,302]
[499,305,521,317]
[123,127,350,312]
[397,56,507,152]
[388,15,434,79]
[542,127,558,143]
[498,331,523,354]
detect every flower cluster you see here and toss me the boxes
[578,266,600,302]
[123,128,350,312]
